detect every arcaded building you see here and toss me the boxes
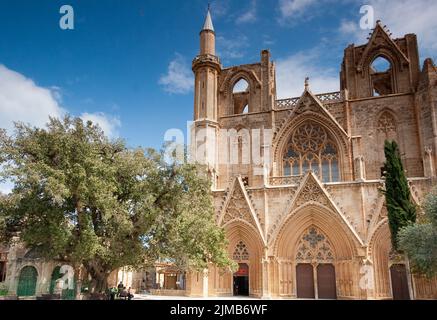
[186,10,437,299]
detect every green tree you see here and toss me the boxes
[380,140,416,251]
[398,189,437,277]
[0,116,234,293]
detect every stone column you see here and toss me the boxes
[312,263,318,299]
[261,258,271,299]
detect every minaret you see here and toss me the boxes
[192,7,220,121]
[190,8,221,186]
[200,9,215,56]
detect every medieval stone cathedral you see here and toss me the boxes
[185,10,437,299]
[2,9,437,300]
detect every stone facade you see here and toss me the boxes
[1,13,437,300]
[187,13,437,299]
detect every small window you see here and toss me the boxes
[370,56,393,96]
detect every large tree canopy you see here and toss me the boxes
[398,189,437,277]
[380,140,416,251]
[0,116,234,292]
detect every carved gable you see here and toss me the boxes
[293,172,333,210]
[357,23,409,73]
[219,177,266,244]
[222,185,257,227]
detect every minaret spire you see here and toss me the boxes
[202,6,214,32]
[199,5,216,56]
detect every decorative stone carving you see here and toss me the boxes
[233,241,249,261]
[296,227,334,262]
[377,112,396,134]
[295,177,330,208]
[294,96,319,115]
[222,186,254,226]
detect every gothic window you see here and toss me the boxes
[232,78,250,114]
[296,227,334,263]
[283,122,340,182]
[233,241,249,261]
[370,56,393,96]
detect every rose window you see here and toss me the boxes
[283,122,340,182]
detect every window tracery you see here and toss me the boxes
[283,122,340,182]
[296,227,334,263]
[233,241,249,261]
[377,112,396,135]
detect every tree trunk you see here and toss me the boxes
[83,262,111,299]
[91,275,108,294]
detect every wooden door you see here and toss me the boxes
[317,264,337,299]
[296,264,315,299]
[17,266,38,297]
[390,264,410,300]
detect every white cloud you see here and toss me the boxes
[276,50,339,99]
[342,0,437,56]
[0,64,65,133]
[339,19,359,35]
[217,35,250,61]
[81,112,121,139]
[236,0,257,24]
[370,0,437,53]
[210,0,230,18]
[0,65,122,193]
[278,0,317,20]
[159,54,194,94]
[0,64,121,139]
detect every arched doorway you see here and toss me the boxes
[274,205,359,299]
[294,227,337,299]
[233,263,249,296]
[17,266,38,297]
[224,220,264,297]
[390,264,410,300]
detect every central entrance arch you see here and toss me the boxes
[274,204,360,299]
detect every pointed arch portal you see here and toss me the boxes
[273,204,360,299]
[295,227,337,299]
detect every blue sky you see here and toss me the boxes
[0,0,436,158]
